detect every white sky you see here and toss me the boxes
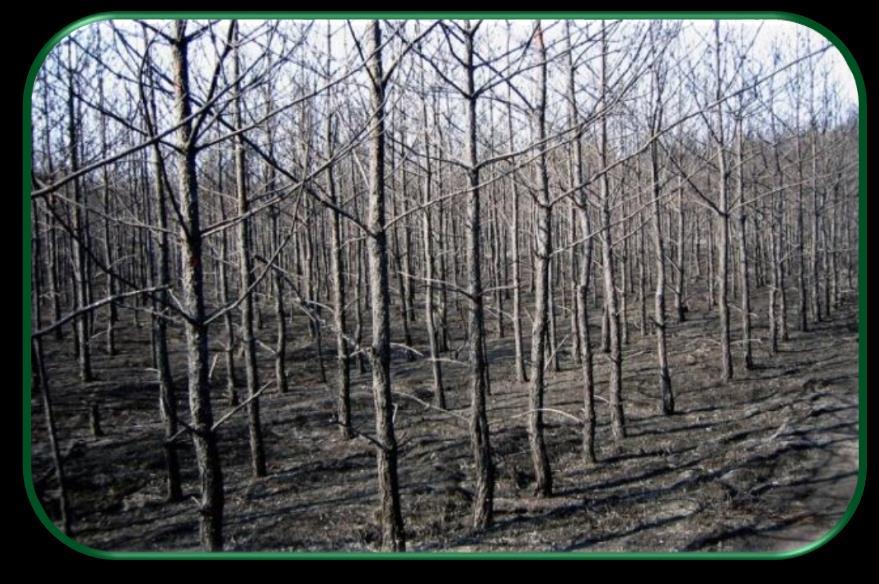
[36,17,859,154]
[331,19,857,103]
[61,17,858,107]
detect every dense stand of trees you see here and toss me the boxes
[29,18,858,551]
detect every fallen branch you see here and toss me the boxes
[510,407,582,425]
[392,390,469,425]
[256,338,279,357]
[390,343,425,358]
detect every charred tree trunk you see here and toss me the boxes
[98,77,117,357]
[527,23,554,496]
[735,116,754,370]
[508,95,527,383]
[171,22,224,550]
[144,65,183,501]
[714,22,733,384]
[421,80,445,409]
[566,21,596,462]
[326,94,351,438]
[366,21,405,551]
[66,47,93,383]
[463,21,495,529]
[599,23,626,440]
[648,39,674,414]
[233,25,267,478]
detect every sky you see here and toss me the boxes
[35,17,859,149]
[65,18,857,107]
[332,19,858,104]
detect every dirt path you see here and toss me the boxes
[29,291,860,553]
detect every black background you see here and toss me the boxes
[6,0,872,566]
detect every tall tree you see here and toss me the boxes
[647,23,674,414]
[365,20,405,551]
[171,20,225,550]
[598,21,626,440]
[232,21,267,478]
[527,21,553,495]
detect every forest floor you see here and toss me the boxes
[29,285,860,553]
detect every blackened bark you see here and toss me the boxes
[171,22,224,550]
[527,23,553,495]
[366,21,405,551]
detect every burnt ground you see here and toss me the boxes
[29,283,860,553]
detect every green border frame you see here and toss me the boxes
[21,10,867,559]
